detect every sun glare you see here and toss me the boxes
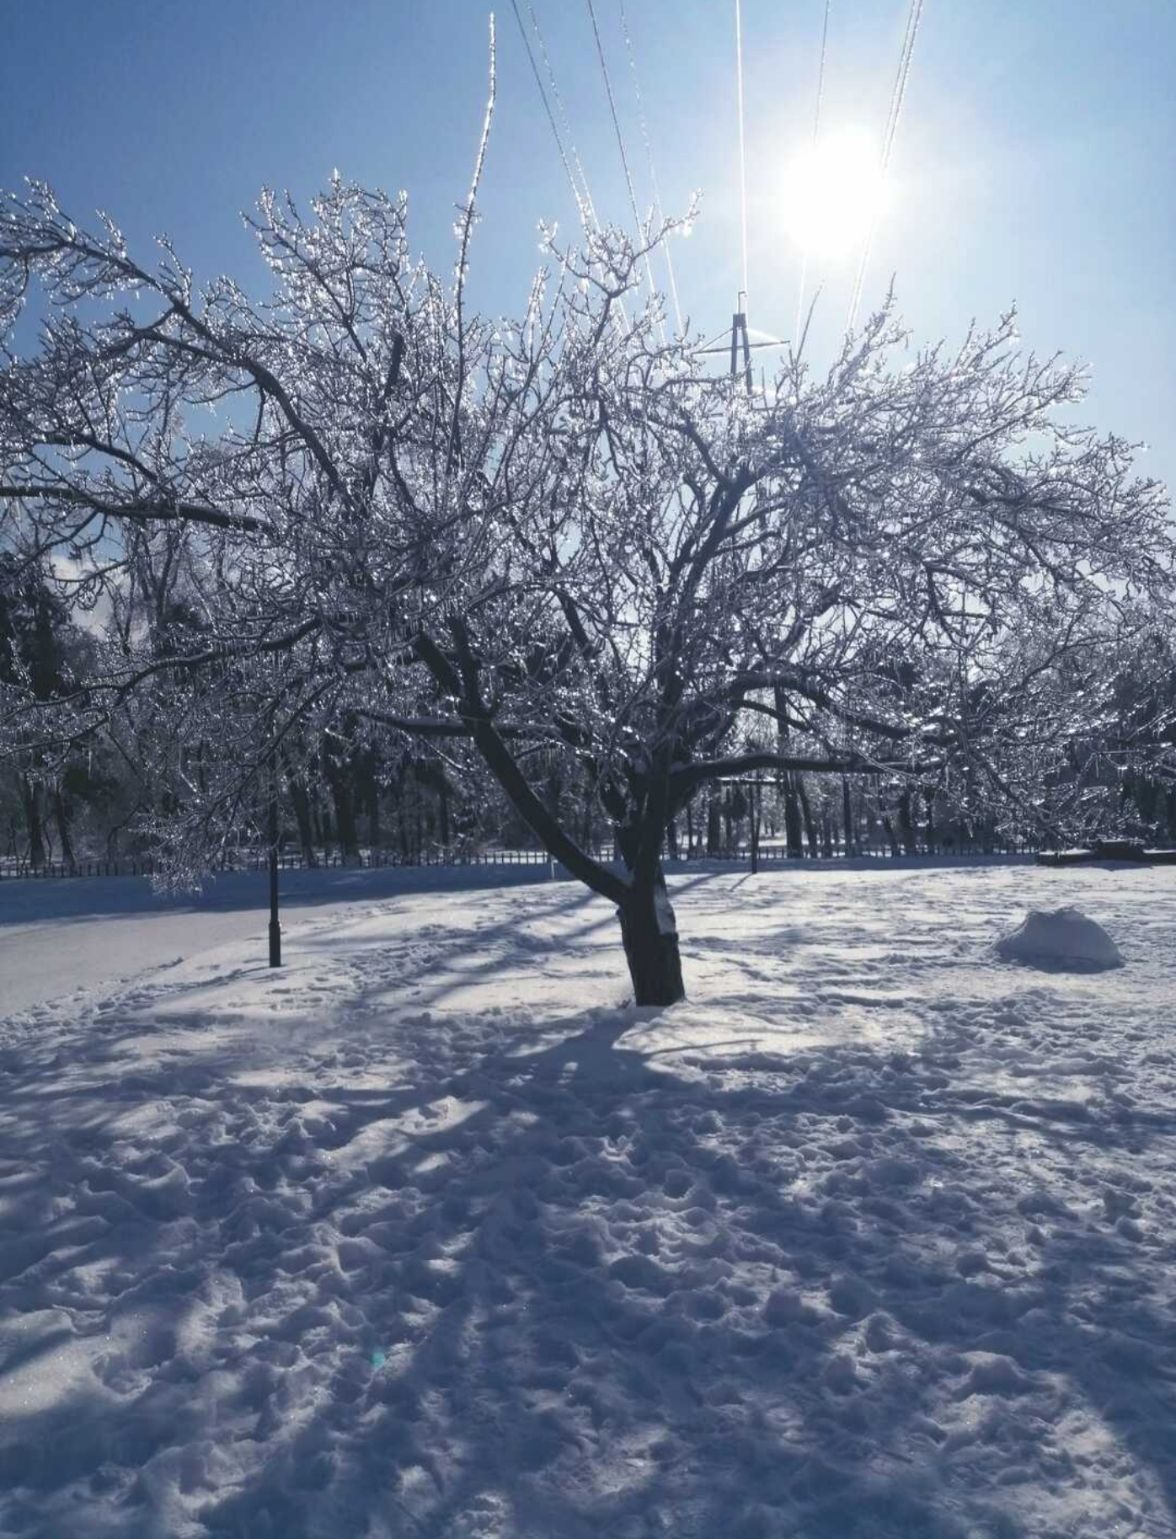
[782,127,887,261]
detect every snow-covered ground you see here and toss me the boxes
[1,861,1175,1538]
[0,863,550,1016]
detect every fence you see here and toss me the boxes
[0,847,561,882]
[0,841,1032,882]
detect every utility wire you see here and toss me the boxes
[618,0,684,334]
[846,0,925,332]
[881,0,924,157]
[734,0,750,306]
[508,0,598,233]
[795,0,831,346]
[584,0,661,314]
[526,2,601,229]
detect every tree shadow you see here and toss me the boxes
[0,860,569,929]
[2,900,1174,1537]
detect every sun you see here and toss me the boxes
[782,126,887,261]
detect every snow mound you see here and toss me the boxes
[995,906,1123,971]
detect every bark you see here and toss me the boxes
[898,788,917,855]
[923,787,937,854]
[783,775,804,858]
[397,797,410,860]
[706,796,722,855]
[796,776,819,859]
[439,777,451,847]
[617,871,685,1006]
[287,772,318,867]
[841,777,856,856]
[53,786,75,872]
[20,775,45,868]
[545,766,562,822]
[365,752,381,853]
[665,814,680,861]
[323,747,360,862]
[413,630,626,905]
[882,815,900,858]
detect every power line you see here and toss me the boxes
[526,2,602,229]
[584,0,661,315]
[846,0,926,332]
[881,0,924,158]
[618,0,684,334]
[795,0,832,345]
[734,0,750,306]
[508,0,598,234]
[810,3,833,153]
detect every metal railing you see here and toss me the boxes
[0,840,1033,882]
[0,846,562,881]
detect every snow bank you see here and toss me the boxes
[2,863,1175,1538]
[996,905,1123,971]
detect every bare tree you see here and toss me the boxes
[2,173,1172,1001]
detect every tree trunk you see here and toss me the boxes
[706,796,722,855]
[618,872,685,1005]
[53,786,76,872]
[796,776,819,859]
[783,775,804,858]
[287,773,318,867]
[882,815,900,858]
[841,777,855,856]
[439,776,451,848]
[323,751,360,863]
[20,775,45,868]
[665,814,679,861]
[923,787,937,854]
[366,752,381,854]
[397,797,410,860]
[898,788,917,855]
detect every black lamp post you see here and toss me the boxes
[268,757,282,967]
[715,775,766,872]
[750,777,762,874]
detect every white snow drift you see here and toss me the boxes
[996,905,1124,971]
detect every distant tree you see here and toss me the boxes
[1,174,1173,1000]
[0,552,97,866]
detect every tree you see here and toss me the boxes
[1,174,1173,1002]
[0,551,106,867]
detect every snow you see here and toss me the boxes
[996,906,1125,972]
[653,885,678,935]
[1,860,1175,1537]
[0,863,551,1016]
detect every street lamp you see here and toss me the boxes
[268,750,281,967]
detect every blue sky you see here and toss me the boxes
[3,0,1173,485]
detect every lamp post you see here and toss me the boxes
[268,754,282,967]
[715,775,767,872]
[750,777,762,874]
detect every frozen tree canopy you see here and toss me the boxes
[1,177,1173,1000]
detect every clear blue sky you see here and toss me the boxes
[2,0,1173,486]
